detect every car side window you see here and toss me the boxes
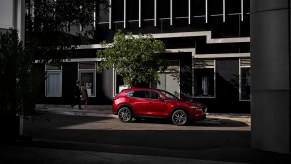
[132,90,146,98]
[149,91,160,99]
[125,91,134,97]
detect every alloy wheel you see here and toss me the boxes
[171,109,188,126]
[118,107,132,123]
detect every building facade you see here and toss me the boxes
[31,0,250,113]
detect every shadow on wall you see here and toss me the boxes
[194,73,250,113]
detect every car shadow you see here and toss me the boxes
[131,117,249,127]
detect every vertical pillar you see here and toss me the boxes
[251,0,290,154]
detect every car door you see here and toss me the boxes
[128,90,148,115]
[147,90,167,117]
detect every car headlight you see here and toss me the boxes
[190,106,202,111]
[190,106,207,113]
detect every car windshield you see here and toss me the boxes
[160,90,180,100]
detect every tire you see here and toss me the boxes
[118,107,132,123]
[171,109,188,126]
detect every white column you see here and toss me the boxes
[124,0,126,28]
[109,0,112,29]
[241,0,244,21]
[223,0,225,22]
[154,0,157,26]
[205,0,208,23]
[188,0,191,24]
[139,0,141,27]
[170,0,172,25]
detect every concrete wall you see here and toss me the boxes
[251,0,290,154]
[0,0,14,29]
[0,0,25,40]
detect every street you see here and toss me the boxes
[22,111,251,159]
[0,110,289,163]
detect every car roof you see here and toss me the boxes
[122,87,163,92]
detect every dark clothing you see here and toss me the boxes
[72,84,82,109]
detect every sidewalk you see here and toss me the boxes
[35,104,251,126]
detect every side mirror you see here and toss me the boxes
[158,97,165,102]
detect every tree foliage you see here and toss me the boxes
[96,30,167,87]
[25,0,109,66]
[0,29,42,117]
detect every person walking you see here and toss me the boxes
[71,80,82,110]
[81,83,88,109]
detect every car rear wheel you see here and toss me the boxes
[171,109,188,126]
[118,107,132,123]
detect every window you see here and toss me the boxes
[157,60,180,98]
[125,91,134,97]
[132,90,146,98]
[45,65,62,97]
[193,59,215,98]
[148,91,160,99]
[79,62,96,97]
[240,58,250,101]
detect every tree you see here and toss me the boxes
[96,30,167,87]
[0,29,41,141]
[26,0,109,66]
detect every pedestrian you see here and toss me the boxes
[81,82,88,109]
[71,80,82,110]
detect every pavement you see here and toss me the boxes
[0,104,290,164]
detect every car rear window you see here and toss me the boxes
[126,90,147,98]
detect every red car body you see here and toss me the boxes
[112,88,207,125]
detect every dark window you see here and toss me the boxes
[194,69,215,97]
[225,0,240,14]
[141,0,154,19]
[132,90,147,98]
[112,0,124,21]
[127,0,139,20]
[241,68,250,100]
[149,91,160,99]
[193,59,215,98]
[209,0,223,15]
[173,0,188,18]
[192,0,205,16]
[243,0,250,13]
[157,0,170,18]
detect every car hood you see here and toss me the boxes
[178,100,204,108]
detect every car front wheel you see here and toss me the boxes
[171,109,188,126]
[118,107,132,123]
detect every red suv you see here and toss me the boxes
[112,88,207,126]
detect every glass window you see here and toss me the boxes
[193,59,215,98]
[209,0,223,15]
[192,0,205,17]
[141,0,154,19]
[45,65,62,97]
[79,62,96,97]
[132,90,146,98]
[157,60,180,98]
[173,0,188,18]
[148,91,160,99]
[112,0,124,21]
[127,0,139,20]
[157,0,170,18]
[225,0,240,14]
[125,91,134,97]
[240,58,250,101]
